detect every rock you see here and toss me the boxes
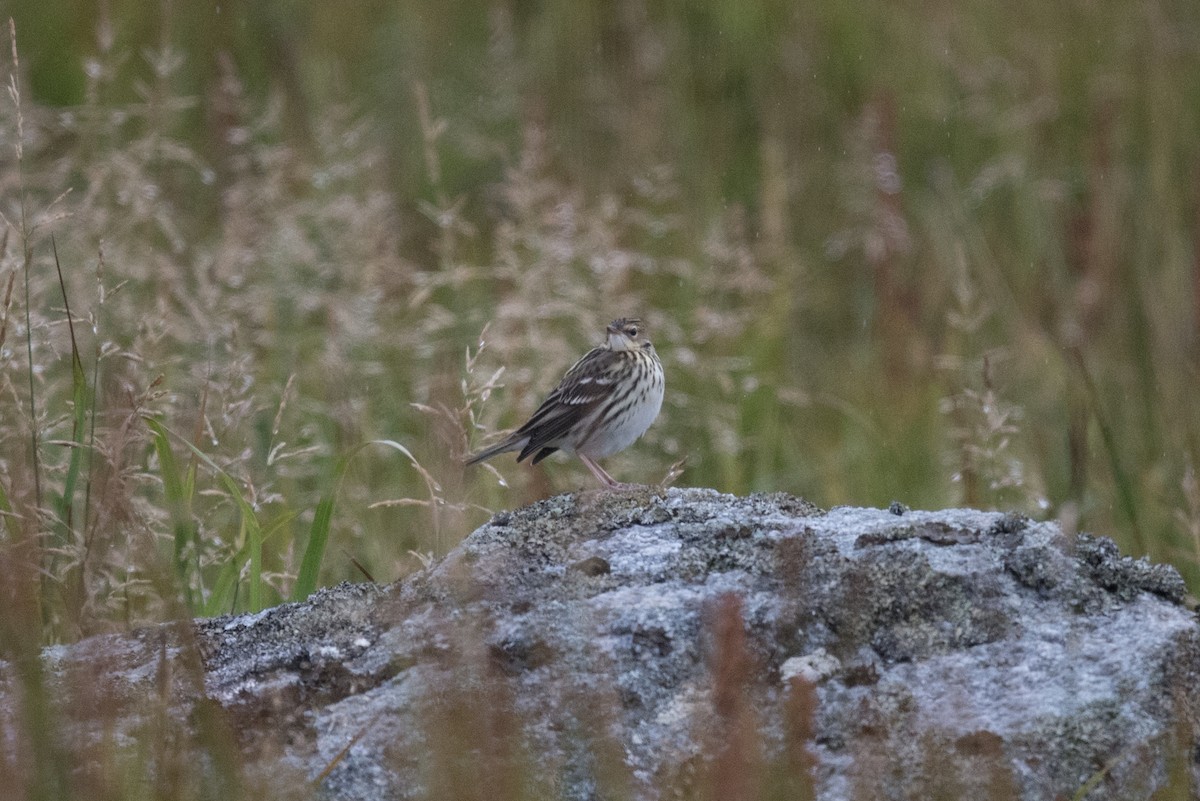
[3,488,1198,800]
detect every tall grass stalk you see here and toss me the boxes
[80,246,106,558]
[8,18,41,514]
[1068,346,1146,555]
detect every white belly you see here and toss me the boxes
[575,370,664,459]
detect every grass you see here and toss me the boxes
[1,0,1200,797]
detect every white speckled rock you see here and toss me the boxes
[5,488,1197,800]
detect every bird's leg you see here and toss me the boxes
[579,454,638,490]
[578,454,616,486]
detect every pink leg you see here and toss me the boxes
[578,455,637,490]
[578,454,616,487]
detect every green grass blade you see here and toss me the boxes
[154,418,268,612]
[205,511,298,617]
[52,236,89,533]
[206,555,243,617]
[0,476,13,535]
[204,477,264,611]
[145,416,198,606]
[57,342,88,526]
[294,492,337,602]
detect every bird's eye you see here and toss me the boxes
[627,327,639,338]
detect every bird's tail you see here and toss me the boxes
[464,436,524,466]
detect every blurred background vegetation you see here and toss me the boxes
[4,2,1200,799]
[1,0,1199,642]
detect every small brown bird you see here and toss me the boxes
[465,318,665,488]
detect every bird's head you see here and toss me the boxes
[606,318,649,352]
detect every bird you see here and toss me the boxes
[465,317,665,488]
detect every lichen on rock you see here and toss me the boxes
[6,488,1199,800]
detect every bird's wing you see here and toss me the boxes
[514,347,620,460]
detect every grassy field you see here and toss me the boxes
[1,0,1199,796]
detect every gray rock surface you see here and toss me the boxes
[5,488,1199,800]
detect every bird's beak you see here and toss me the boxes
[606,323,633,351]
